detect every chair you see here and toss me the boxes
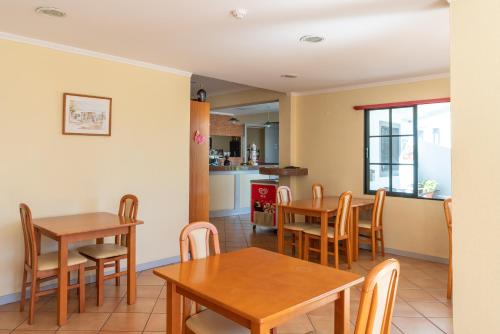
[354,259,400,334]
[443,198,452,299]
[358,188,386,260]
[277,186,313,259]
[312,183,324,199]
[19,203,87,324]
[303,191,353,268]
[78,194,138,305]
[179,222,251,334]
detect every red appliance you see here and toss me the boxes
[250,179,279,228]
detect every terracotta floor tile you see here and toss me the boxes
[114,298,156,313]
[429,317,454,334]
[136,274,164,286]
[101,313,149,332]
[308,314,333,333]
[408,301,453,318]
[144,313,166,332]
[392,317,443,334]
[17,312,59,331]
[136,286,162,299]
[393,300,423,318]
[398,289,439,302]
[158,286,166,299]
[0,331,10,334]
[38,297,80,313]
[12,331,56,334]
[84,298,121,313]
[277,314,314,333]
[57,331,98,334]
[152,299,166,314]
[59,313,110,331]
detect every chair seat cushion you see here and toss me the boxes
[186,309,249,334]
[284,223,315,232]
[304,226,335,238]
[358,220,372,229]
[78,244,128,259]
[38,251,87,271]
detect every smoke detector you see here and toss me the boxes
[300,35,325,43]
[35,7,66,17]
[230,9,247,19]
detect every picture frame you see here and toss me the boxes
[62,93,112,136]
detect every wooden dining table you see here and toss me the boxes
[278,196,374,266]
[154,247,363,334]
[32,212,143,325]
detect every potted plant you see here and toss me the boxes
[419,179,439,198]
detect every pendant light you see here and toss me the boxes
[229,117,240,125]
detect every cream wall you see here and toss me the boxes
[292,78,450,259]
[0,40,190,298]
[451,1,500,331]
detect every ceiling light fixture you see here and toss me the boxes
[229,117,240,125]
[281,74,298,79]
[299,35,325,43]
[35,6,66,17]
[264,112,272,128]
[230,9,247,19]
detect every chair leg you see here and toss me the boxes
[78,264,86,312]
[447,255,452,299]
[28,272,36,325]
[371,230,376,260]
[379,229,385,257]
[297,231,303,259]
[20,269,27,312]
[345,238,352,269]
[303,235,310,261]
[115,260,121,286]
[96,260,105,306]
[334,239,339,269]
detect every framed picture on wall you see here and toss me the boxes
[63,93,112,136]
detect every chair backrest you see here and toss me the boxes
[335,191,353,238]
[179,222,221,262]
[354,259,400,334]
[444,198,452,230]
[19,203,37,270]
[116,194,139,246]
[371,189,387,228]
[312,183,324,200]
[276,186,295,224]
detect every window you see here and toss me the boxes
[364,102,451,199]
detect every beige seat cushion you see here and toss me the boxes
[284,223,315,232]
[38,251,87,271]
[358,220,372,229]
[186,309,249,334]
[78,244,128,259]
[304,226,335,238]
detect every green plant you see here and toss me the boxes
[419,179,439,194]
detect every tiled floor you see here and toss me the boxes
[0,215,453,334]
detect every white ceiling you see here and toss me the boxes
[213,101,279,116]
[0,0,450,93]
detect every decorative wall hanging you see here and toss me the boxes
[193,130,207,144]
[63,93,112,136]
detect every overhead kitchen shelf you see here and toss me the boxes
[259,166,308,176]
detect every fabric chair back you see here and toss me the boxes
[179,222,221,262]
[276,186,292,204]
[19,203,37,270]
[372,189,387,228]
[354,259,400,334]
[335,191,353,238]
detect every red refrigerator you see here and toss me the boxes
[250,179,279,228]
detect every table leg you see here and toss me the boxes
[166,282,181,334]
[334,289,350,334]
[57,237,68,326]
[127,225,136,304]
[277,206,285,254]
[251,322,271,334]
[320,212,328,266]
[353,207,360,261]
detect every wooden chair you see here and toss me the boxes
[443,198,452,299]
[312,183,324,199]
[358,188,387,260]
[303,191,353,268]
[19,203,87,324]
[179,222,253,334]
[78,194,138,306]
[354,259,400,334]
[277,186,313,259]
